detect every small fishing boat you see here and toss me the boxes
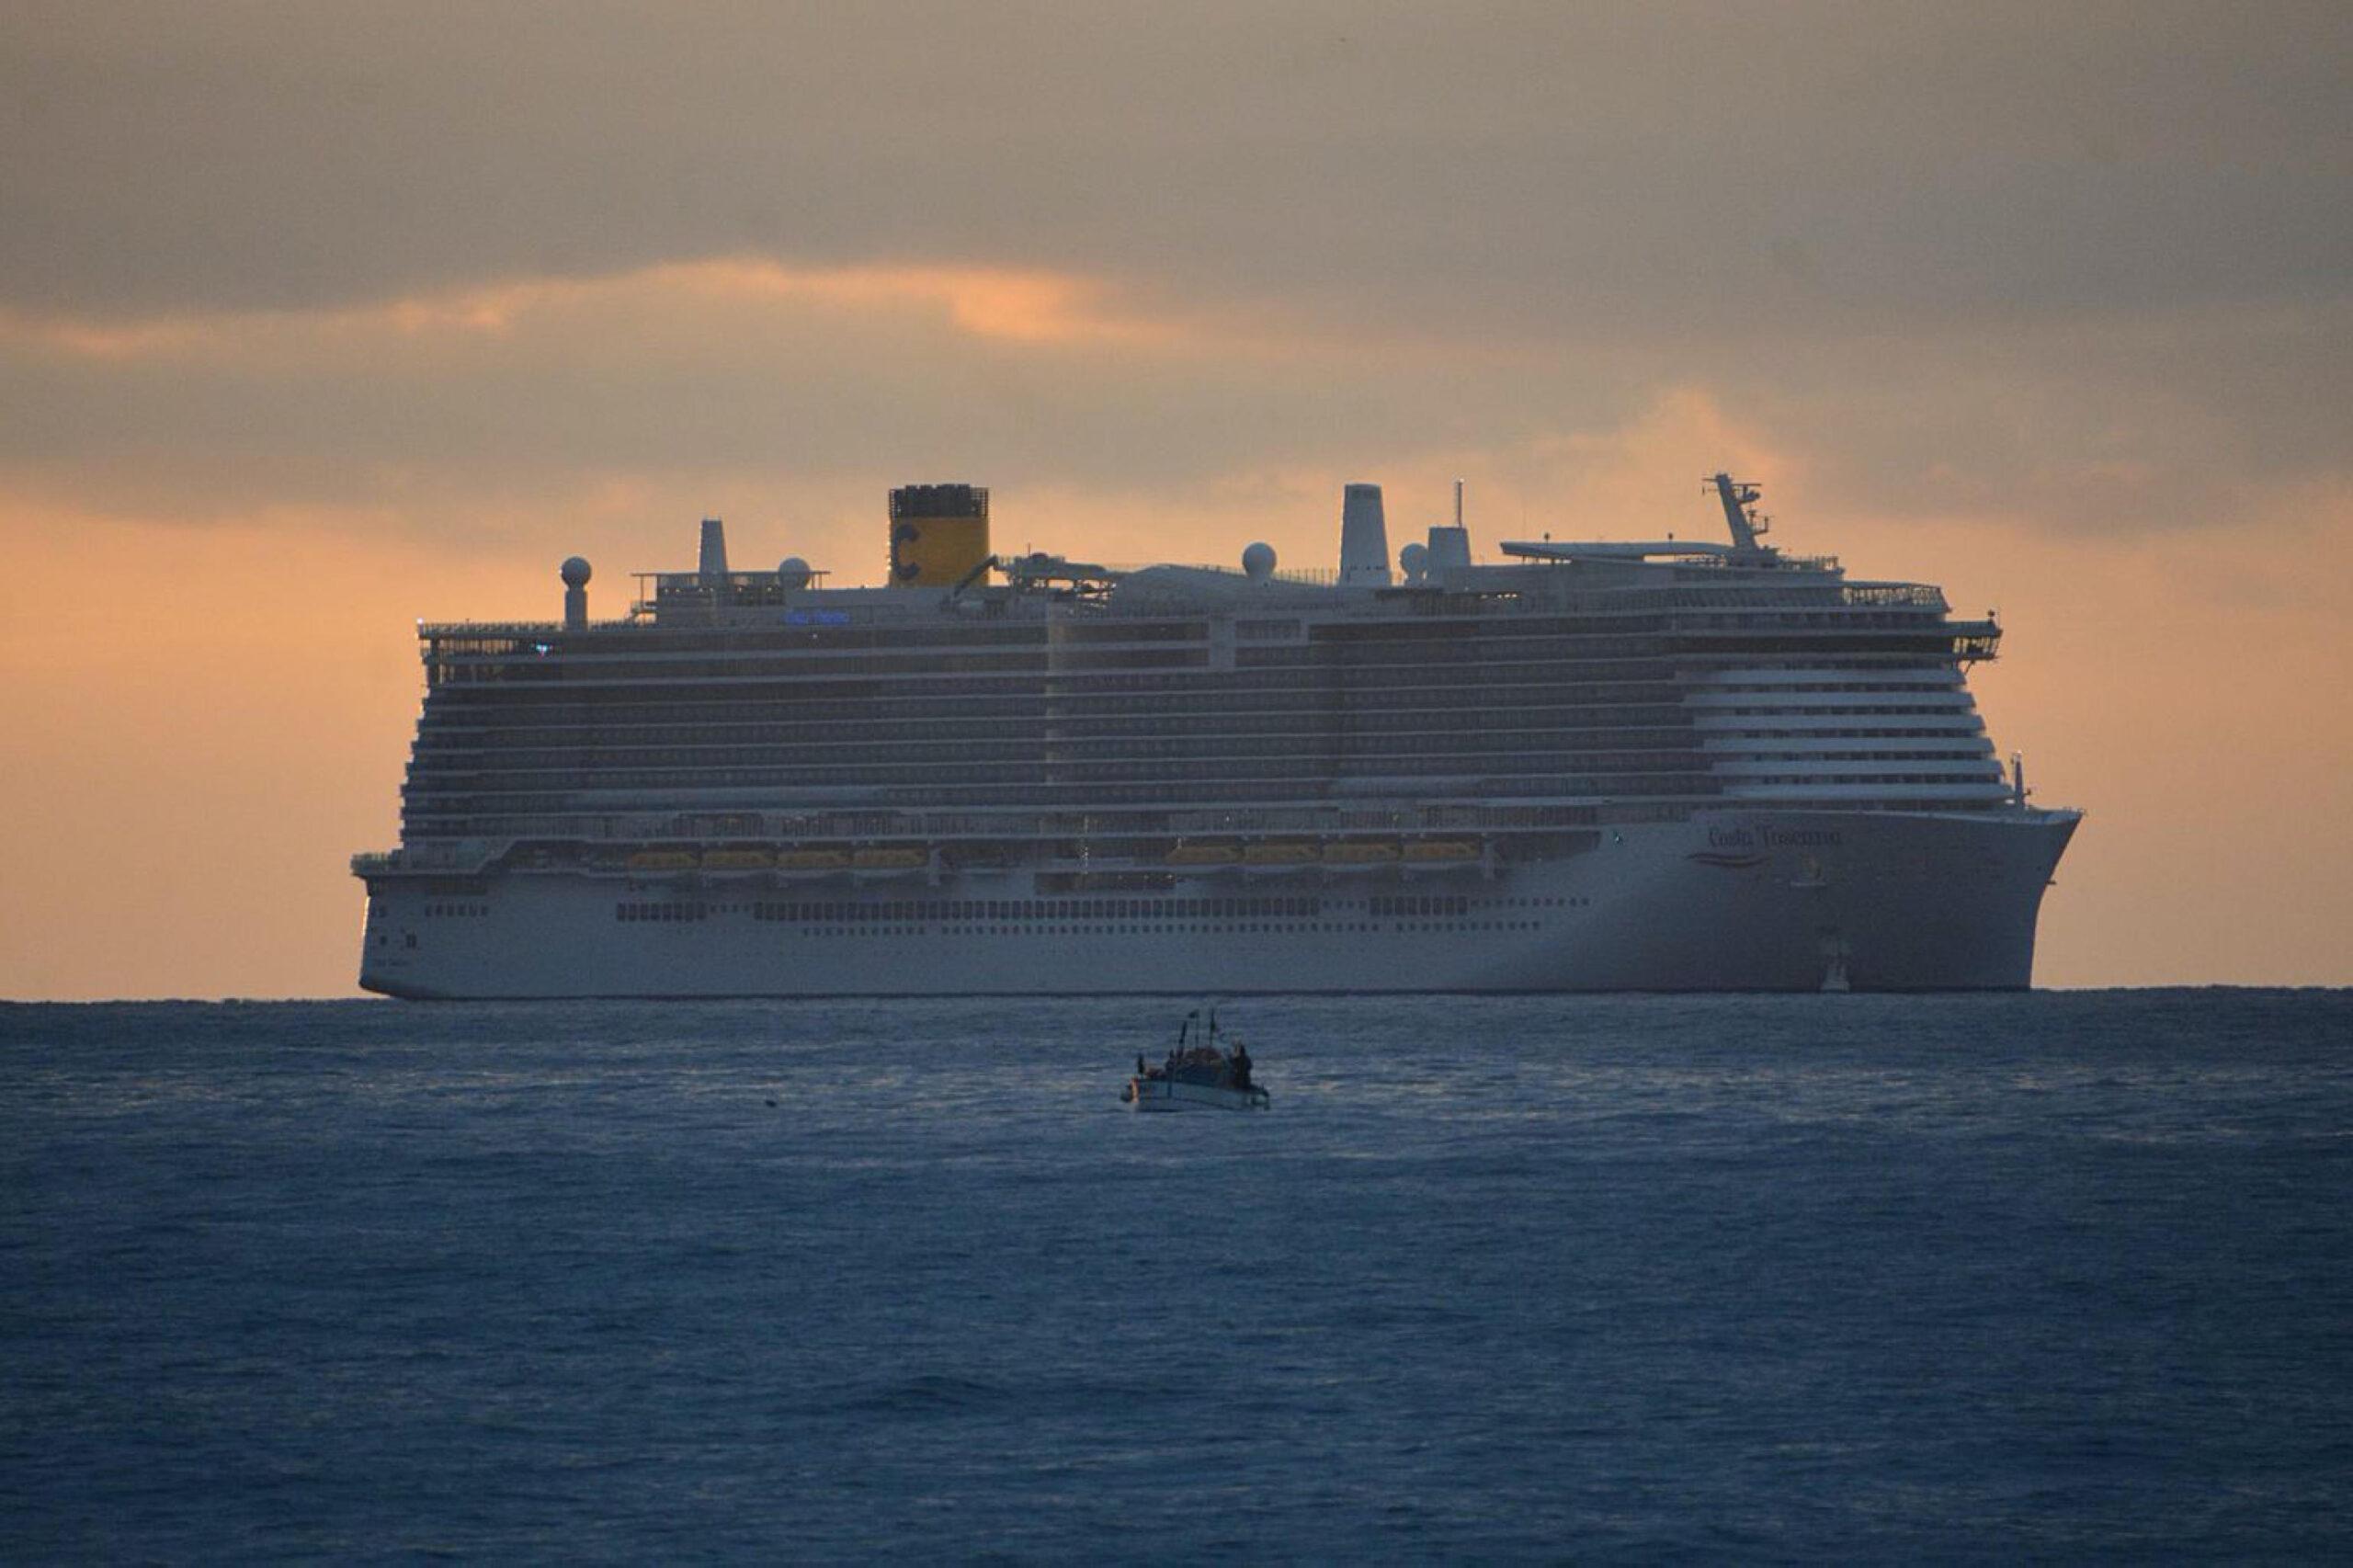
[1121,1009,1270,1111]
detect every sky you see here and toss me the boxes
[2,1,2348,997]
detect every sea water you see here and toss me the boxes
[4,991,2350,1561]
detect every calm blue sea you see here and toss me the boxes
[5,991,2351,1562]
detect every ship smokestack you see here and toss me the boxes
[560,555,591,631]
[1339,483,1392,586]
[698,517,730,585]
[887,483,991,588]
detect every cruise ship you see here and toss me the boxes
[353,475,2078,996]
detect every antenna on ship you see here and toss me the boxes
[1425,480,1472,574]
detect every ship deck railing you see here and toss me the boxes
[1668,551,1844,573]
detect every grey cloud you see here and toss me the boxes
[4,281,2335,541]
[4,1,2347,335]
[0,301,1527,523]
[3,0,2348,543]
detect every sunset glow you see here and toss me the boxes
[2,3,2348,997]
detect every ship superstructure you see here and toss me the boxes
[354,475,2077,995]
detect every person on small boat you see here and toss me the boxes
[1229,1040,1253,1091]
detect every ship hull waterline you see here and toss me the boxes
[358,807,2078,999]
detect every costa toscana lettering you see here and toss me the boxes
[1708,826,1846,851]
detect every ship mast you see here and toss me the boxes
[1708,472,1770,554]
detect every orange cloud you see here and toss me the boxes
[657,259,1191,347]
[0,257,1205,366]
[0,309,220,359]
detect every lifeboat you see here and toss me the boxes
[777,847,852,872]
[700,848,775,872]
[852,846,929,877]
[1402,839,1479,864]
[1165,842,1241,867]
[625,850,699,873]
[1241,841,1317,869]
[1322,841,1400,869]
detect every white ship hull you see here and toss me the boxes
[1123,1078,1270,1111]
[358,807,2077,998]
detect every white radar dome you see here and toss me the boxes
[1399,541,1429,581]
[560,555,592,587]
[1242,541,1277,582]
[777,556,812,591]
